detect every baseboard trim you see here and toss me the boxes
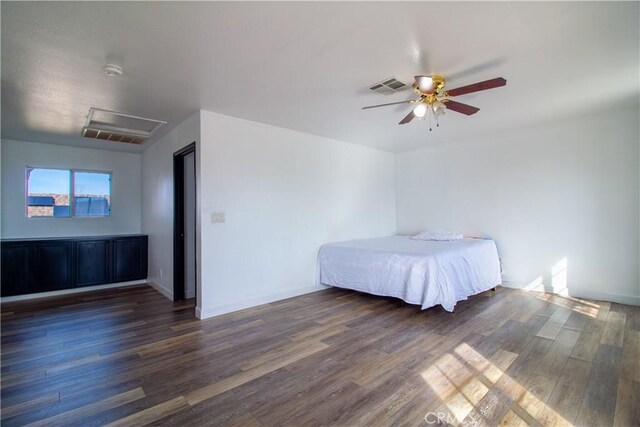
[197,285,329,320]
[567,289,639,306]
[146,280,173,301]
[502,280,640,306]
[0,280,147,303]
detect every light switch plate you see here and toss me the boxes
[211,212,225,223]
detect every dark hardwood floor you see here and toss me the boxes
[1,285,638,426]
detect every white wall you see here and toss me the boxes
[141,112,201,299]
[396,107,640,305]
[1,139,142,238]
[197,111,396,318]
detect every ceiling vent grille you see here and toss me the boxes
[369,77,407,95]
[81,108,167,144]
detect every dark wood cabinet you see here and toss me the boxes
[113,237,148,282]
[75,240,110,287]
[1,244,31,297]
[1,235,147,297]
[32,242,73,293]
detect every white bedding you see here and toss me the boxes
[316,235,502,312]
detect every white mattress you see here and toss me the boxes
[316,235,502,312]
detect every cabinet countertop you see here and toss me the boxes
[1,234,148,243]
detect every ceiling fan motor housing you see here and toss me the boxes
[413,74,447,95]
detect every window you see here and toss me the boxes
[26,168,71,217]
[26,168,111,218]
[73,171,111,217]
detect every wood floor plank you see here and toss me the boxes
[249,368,355,425]
[596,301,612,322]
[464,387,514,426]
[0,392,59,419]
[44,352,102,376]
[105,396,190,427]
[576,405,614,426]
[2,284,637,426]
[504,336,552,385]
[1,368,47,389]
[563,310,588,331]
[23,387,146,427]
[582,344,623,415]
[601,310,627,347]
[280,379,366,426]
[185,340,328,405]
[613,377,640,426]
[220,411,264,427]
[516,374,560,424]
[619,329,640,382]
[571,319,605,362]
[344,380,420,426]
[545,356,592,423]
[498,409,529,427]
[536,306,572,339]
[534,328,580,378]
[480,349,519,385]
[239,339,323,371]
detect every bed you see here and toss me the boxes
[315,235,502,312]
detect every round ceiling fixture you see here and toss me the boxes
[103,64,123,77]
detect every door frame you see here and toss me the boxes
[173,142,196,302]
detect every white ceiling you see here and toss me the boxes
[1,2,638,153]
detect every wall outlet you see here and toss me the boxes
[211,212,225,223]
[160,268,163,277]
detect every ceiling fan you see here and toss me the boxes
[362,75,507,129]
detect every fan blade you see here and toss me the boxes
[415,75,435,93]
[399,110,415,125]
[362,99,414,110]
[444,100,480,115]
[446,77,507,97]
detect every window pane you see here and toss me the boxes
[26,168,71,217]
[73,172,111,217]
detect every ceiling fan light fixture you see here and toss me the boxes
[362,74,506,127]
[416,76,434,93]
[432,100,446,117]
[413,102,428,118]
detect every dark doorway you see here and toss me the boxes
[173,142,196,303]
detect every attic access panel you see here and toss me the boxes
[82,108,166,144]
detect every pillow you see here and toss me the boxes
[411,229,463,241]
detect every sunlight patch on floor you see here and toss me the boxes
[534,292,600,318]
[521,258,600,318]
[419,342,575,426]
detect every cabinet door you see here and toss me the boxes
[113,237,147,282]
[1,244,31,296]
[75,240,109,287]
[32,242,73,293]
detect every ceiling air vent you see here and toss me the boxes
[81,108,167,144]
[369,77,408,96]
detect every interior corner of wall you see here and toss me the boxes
[147,280,173,301]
